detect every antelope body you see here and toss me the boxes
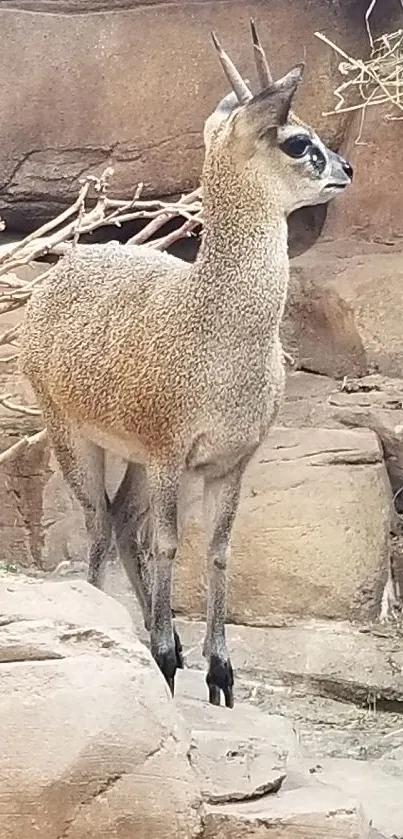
[20,24,352,706]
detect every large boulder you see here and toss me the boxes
[176,669,301,805]
[0,0,370,228]
[282,241,403,379]
[0,425,391,623]
[324,105,403,245]
[0,577,203,839]
[0,425,391,622]
[174,426,390,624]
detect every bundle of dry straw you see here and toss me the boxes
[315,0,403,141]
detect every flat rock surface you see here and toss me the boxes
[202,784,370,839]
[189,730,286,804]
[176,619,403,708]
[305,758,403,838]
[176,669,301,805]
[0,575,133,633]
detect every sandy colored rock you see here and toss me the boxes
[175,670,301,805]
[1,424,391,624]
[2,578,397,839]
[0,0,368,228]
[0,430,52,570]
[277,371,339,428]
[190,730,286,804]
[0,575,134,634]
[176,620,403,710]
[283,242,403,379]
[328,375,403,523]
[0,578,202,839]
[378,745,403,777]
[174,427,390,623]
[202,784,370,838]
[324,104,403,244]
[0,655,201,839]
[306,758,403,838]
[175,669,300,761]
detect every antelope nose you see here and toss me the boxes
[341,158,353,181]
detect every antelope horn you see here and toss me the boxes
[211,31,252,104]
[250,19,273,88]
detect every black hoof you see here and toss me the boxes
[174,627,185,669]
[152,646,177,697]
[206,654,234,709]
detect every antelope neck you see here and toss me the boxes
[194,202,289,291]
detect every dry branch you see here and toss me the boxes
[0,167,203,444]
[0,325,19,347]
[0,430,47,467]
[0,393,41,417]
[0,170,202,335]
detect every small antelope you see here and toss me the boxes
[20,23,352,707]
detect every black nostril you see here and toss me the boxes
[342,159,353,181]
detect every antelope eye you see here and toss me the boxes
[280,135,311,158]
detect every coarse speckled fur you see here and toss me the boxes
[20,36,352,707]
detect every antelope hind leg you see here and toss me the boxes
[110,462,184,671]
[43,409,112,588]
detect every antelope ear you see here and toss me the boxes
[239,64,304,133]
[210,78,252,120]
[214,90,244,116]
[203,81,251,148]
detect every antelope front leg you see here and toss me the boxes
[203,459,248,708]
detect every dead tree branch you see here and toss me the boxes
[0,430,47,467]
[0,168,203,452]
[0,393,41,417]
